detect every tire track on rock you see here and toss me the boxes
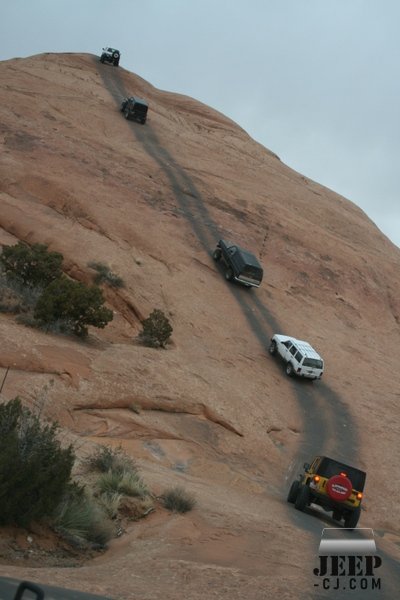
[96,62,398,599]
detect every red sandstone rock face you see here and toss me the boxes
[0,53,399,599]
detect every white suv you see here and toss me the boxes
[269,334,324,380]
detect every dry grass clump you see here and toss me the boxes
[53,487,114,546]
[97,469,149,498]
[160,486,196,513]
[85,445,136,475]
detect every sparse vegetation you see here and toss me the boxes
[97,469,149,499]
[0,242,63,288]
[87,446,149,502]
[0,397,75,527]
[88,261,125,289]
[53,485,114,546]
[96,491,123,520]
[86,445,137,475]
[0,400,155,552]
[0,284,23,314]
[0,243,114,338]
[0,270,43,315]
[34,276,113,337]
[160,486,196,513]
[139,308,173,348]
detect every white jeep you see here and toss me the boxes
[100,47,120,66]
[269,334,324,380]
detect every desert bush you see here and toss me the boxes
[139,309,172,348]
[160,486,196,513]
[53,485,114,546]
[97,469,149,499]
[118,471,149,497]
[96,491,122,520]
[0,270,43,314]
[88,261,125,289]
[15,313,41,328]
[34,276,113,337]
[86,445,137,475]
[0,397,74,527]
[0,286,23,314]
[0,242,63,288]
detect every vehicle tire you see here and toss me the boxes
[287,480,300,504]
[113,60,119,66]
[113,52,119,59]
[332,510,342,522]
[100,56,105,63]
[294,484,310,511]
[344,507,361,529]
[141,118,146,124]
[213,248,221,261]
[225,268,233,281]
[286,362,294,377]
[269,340,277,355]
[124,109,130,120]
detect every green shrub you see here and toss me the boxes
[88,262,125,289]
[53,485,114,546]
[0,286,23,314]
[86,445,137,475]
[160,486,196,513]
[0,242,63,288]
[0,398,74,527]
[139,309,172,348]
[34,276,113,337]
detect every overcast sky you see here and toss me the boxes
[1,0,399,248]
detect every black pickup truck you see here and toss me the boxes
[213,239,263,288]
[120,97,148,124]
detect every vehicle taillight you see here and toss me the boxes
[356,492,363,500]
[340,472,347,477]
[314,475,320,483]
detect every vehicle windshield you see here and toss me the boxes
[317,458,366,491]
[242,266,262,280]
[303,358,323,369]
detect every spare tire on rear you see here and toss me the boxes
[326,474,352,502]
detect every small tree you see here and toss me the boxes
[0,398,74,527]
[140,309,172,348]
[34,276,113,337]
[0,242,63,288]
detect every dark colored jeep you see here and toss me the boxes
[100,47,120,66]
[287,456,366,528]
[120,97,148,124]
[213,239,263,288]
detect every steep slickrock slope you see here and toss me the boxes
[0,53,400,599]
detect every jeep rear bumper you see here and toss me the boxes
[234,276,261,288]
[309,488,360,513]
